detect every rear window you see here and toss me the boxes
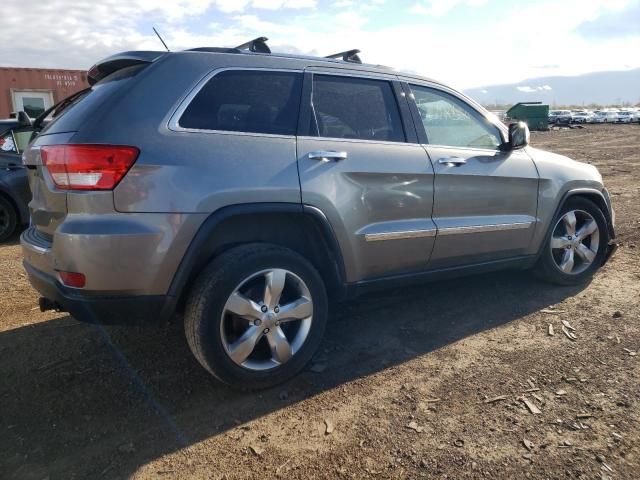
[179,70,303,136]
[39,64,146,135]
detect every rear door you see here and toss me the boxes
[297,70,436,282]
[405,82,539,269]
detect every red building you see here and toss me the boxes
[0,67,89,119]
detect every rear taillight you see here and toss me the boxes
[41,144,139,190]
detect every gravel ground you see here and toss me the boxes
[0,124,638,479]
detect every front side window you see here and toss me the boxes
[311,75,405,142]
[179,70,303,136]
[410,85,502,149]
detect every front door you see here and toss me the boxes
[297,71,436,282]
[406,83,539,269]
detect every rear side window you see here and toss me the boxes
[179,70,303,136]
[311,75,405,142]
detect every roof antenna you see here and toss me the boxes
[153,27,170,52]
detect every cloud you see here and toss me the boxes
[575,1,640,39]
[1,0,639,91]
[410,0,487,16]
[516,85,553,93]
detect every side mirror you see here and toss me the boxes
[17,111,32,127]
[501,121,529,151]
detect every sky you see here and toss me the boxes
[2,0,639,89]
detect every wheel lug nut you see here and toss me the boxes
[274,306,280,313]
[254,319,262,326]
[261,305,268,313]
[263,328,270,334]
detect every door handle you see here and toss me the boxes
[308,151,348,161]
[438,156,467,166]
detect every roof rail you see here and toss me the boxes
[235,37,271,54]
[325,49,362,64]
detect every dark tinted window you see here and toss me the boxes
[180,70,302,135]
[311,75,405,142]
[40,65,143,136]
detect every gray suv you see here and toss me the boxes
[21,39,616,388]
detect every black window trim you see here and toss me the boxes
[168,67,305,139]
[298,70,415,145]
[402,81,507,149]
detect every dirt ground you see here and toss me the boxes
[1,124,638,480]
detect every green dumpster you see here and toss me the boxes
[506,102,549,130]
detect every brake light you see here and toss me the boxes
[41,144,139,190]
[58,271,86,288]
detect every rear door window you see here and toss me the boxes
[310,75,405,142]
[179,70,303,136]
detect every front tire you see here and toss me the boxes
[534,197,609,285]
[184,243,328,389]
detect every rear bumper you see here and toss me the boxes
[23,261,174,325]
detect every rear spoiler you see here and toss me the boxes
[87,51,166,85]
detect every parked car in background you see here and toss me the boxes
[593,111,607,123]
[605,111,620,123]
[593,111,618,123]
[21,40,617,388]
[549,110,572,124]
[572,111,594,123]
[0,112,33,241]
[616,111,635,123]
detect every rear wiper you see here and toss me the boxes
[32,87,92,134]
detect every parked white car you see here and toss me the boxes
[572,111,595,123]
[593,111,607,123]
[549,110,572,123]
[616,111,635,123]
[594,111,619,123]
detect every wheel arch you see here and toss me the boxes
[560,188,615,239]
[165,203,346,316]
[536,187,614,261]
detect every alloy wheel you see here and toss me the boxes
[550,209,600,275]
[220,268,313,371]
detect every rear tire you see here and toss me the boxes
[184,243,328,389]
[534,197,609,285]
[0,195,18,243]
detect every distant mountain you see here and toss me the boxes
[464,68,640,107]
